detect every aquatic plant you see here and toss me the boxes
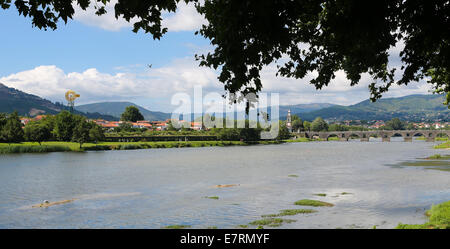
[249,218,296,227]
[294,199,334,207]
[163,225,191,229]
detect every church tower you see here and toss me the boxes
[286,109,292,132]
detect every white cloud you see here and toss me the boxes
[162,2,208,32]
[0,57,222,110]
[0,57,433,113]
[73,0,206,32]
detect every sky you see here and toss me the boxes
[0,1,433,113]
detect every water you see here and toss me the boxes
[0,140,449,228]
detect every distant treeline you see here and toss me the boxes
[0,111,105,148]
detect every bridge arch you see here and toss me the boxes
[326,134,340,141]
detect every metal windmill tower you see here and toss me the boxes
[65,90,80,113]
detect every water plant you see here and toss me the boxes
[163,225,191,229]
[314,193,326,197]
[249,218,296,227]
[204,196,219,200]
[261,209,317,218]
[294,199,334,207]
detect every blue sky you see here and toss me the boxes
[0,2,432,113]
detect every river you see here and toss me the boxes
[0,139,449,228]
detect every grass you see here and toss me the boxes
[262,209,317,217]
[314,193,327,197]
[249,218,296,227]
[340,192,352,195]
[425,154,450,160]
[396,200,450,229]
[237,224,248,228]
[204,196,219,200]
[0,140,257,153]
[283,137,314,143]
[294,199,334,207]
[163,225,192,229]
[435,141,450,149]
[288,174,299,177]
[0,144,71,153]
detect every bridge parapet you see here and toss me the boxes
[295,130,449,142]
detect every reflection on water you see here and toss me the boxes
[0,141,448,228]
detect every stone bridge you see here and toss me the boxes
[296,130,450,142]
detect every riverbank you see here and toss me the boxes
[0,140,285,153]
[396,200,450,229]
[0,137,447,154]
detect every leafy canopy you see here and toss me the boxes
[1,0,448,106]
[121,106,144,122]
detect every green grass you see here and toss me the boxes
[207,226,217,229]
[396,200,450,229]
[278,209,317,216]
[249,218,296,227]
[237,224,248,228]
[163,225,192,229]
[288,174,299,177]
[314,193,327,197]
[283,137,313,143]
[204,196,219,200]
[340,192,352,195]
[0,144,71,153]
[294,199,334,207]
[0,140,254,153]
[435,141,450,149]
[260,209,317,218]
[426,154,450,160]
[327,137,340,141]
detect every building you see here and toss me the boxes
[286,109,292,132]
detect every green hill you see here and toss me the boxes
[0,83,117,120]
[75,102,171,121]
[299,94,449,122]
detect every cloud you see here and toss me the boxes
[0,56,432,113]
[73,0,206,32]
[0,57,222,108]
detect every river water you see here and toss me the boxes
[0,139,449,228]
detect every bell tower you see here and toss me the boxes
[286,109,292,132]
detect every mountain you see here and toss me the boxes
[75,102,171,121]
[0,83,117,120]
[279,103,336,114]
[298,94,449,122]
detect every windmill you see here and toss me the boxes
[65,90,80,113]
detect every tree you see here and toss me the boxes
[277,121,291,140]
[291,115,303,132]
[1,111,24,144]
[89,124,105,143]
[54,111,77,141]
[406,123,416,130]
[0,113,6,142]
[311,117,328,132]
[118,122,133,132]
[24,122,51,145]
[384,118,406,130]
[121,106,144,122]
[303,121,311,132]
[2,1,448,107]
[72,116,91,149]
[328,124,349,132]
